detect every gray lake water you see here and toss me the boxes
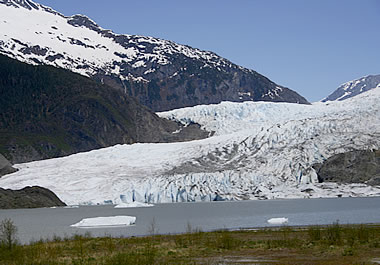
[1,197,380,244]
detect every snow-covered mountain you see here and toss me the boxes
[0,86,379,205]
[322,74,380,102]
[0,0,308,111]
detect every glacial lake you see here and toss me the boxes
[1,197,380,244]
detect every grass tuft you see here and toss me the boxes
[1,223,380,264]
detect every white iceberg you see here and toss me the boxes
[70,216,136,228]
[114,202,154,208]
[64,205,80,209]
[267,217,288,225]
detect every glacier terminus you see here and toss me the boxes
[0,86,379,205]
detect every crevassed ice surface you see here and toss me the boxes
[1,89,380,205]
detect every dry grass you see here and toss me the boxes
[1,223,380,264]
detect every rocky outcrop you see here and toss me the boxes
[0,153,17,177]
[313,150,380,185]
[0,186,66,209]
[95,56,310,112]
[0,54,209,164]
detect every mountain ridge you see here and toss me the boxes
[0,0,309,111]
[322,74,380,102]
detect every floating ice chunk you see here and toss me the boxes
[70,216,136,228]
[52,205,79,209]
[267,217,288,225]
[114,202,154,208]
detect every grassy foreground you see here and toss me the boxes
[1,223,380,264]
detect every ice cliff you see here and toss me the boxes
[0,87,379,205]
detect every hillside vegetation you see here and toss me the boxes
[0,55,208,163]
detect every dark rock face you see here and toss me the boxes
[0,186,66,209]
[0,153,17,177]
[0,0,309,112]
[313,150,380,185]
[66,14,310,110]
[94,53,310,112]
[0,0,38,10]
[75,16,310,111]
[0,54,209,163]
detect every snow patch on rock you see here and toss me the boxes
[322,74,380,102]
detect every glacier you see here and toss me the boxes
[0,87,379,205]
[114,202,154,208]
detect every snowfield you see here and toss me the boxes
[0,88,380,205]
[0,0,238,80]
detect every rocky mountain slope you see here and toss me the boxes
[0,153,17,177]
[322,74,380,102]
[0,54,208,163]
[0,0,308,111]
[313,150,380,186]
[0,186,66,209]
[1,85,379,205]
